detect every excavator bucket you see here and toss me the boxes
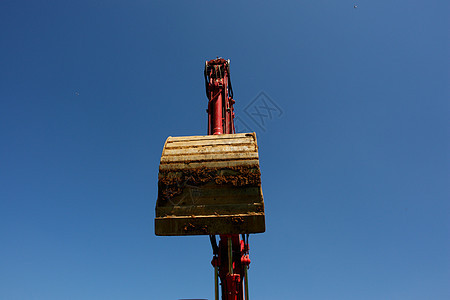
[155,132,265,236]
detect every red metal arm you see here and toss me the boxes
[205,58,249,300]
[205,58,235,135]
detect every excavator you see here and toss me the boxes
[155,58,265,300]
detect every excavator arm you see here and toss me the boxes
[155,58,265,300]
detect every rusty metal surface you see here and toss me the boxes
[155,132,265,236]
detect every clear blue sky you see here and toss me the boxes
[1,1,449,299]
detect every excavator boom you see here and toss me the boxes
[155,58,264,300]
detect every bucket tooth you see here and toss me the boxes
[155,132,265,236]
